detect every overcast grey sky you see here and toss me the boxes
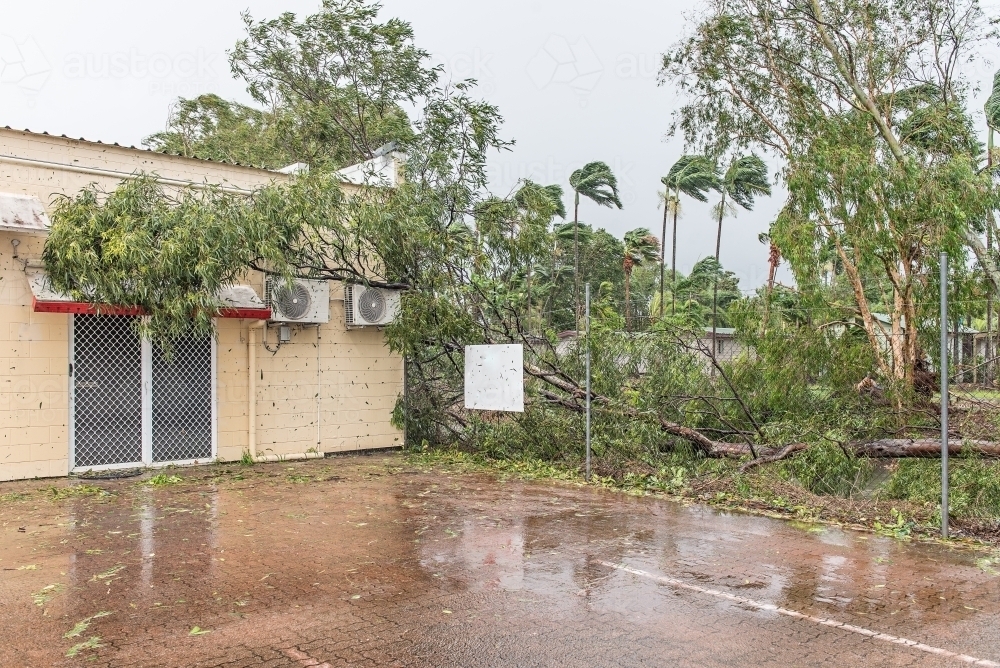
[2,1,999,289]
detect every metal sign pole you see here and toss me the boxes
[940,252,949,538]
[585,283,592,482]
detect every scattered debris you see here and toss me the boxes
[65,637,102,657]
[147,474,182,486]
[64,611,113,638]
[90,565,125,582]
[32,583,65,606]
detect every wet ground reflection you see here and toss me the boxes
[1,455,998,667]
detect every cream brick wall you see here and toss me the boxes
[0,232,70,481]
[230,280,404,460]
[0,129,401,482]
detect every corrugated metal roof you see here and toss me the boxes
[0,192,49,232]
[1,126,274,171]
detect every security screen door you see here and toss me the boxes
[150,332,213,463]
[71,314,215,469]
[71,314,143,468]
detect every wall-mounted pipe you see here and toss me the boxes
[248,319,267,460]
[253,451,324,463]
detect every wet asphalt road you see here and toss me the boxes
[1,454,999,667]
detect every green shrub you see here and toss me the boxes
[780,442,873,497]
[884,457,1000,519]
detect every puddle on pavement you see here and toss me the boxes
[1,455,998,666]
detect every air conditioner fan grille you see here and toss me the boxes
[274,282,312,320]
[358,287,386,323]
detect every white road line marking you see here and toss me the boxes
[599,561,999,667]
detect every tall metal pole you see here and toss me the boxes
[940,252,949,538]
[585,282,592,482]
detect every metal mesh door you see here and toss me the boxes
[151,334,213,462]
[72,315,143,467]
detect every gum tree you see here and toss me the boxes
[147,0,437,171]
[661,0,997,386]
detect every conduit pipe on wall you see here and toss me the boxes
[253,452,324,463]
[248,320,267,460]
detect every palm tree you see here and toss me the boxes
[514,181,566,330]
[569,162,623,330]
[545,221,592,329]
[622,228,661,331]
[710,155,771,355]
[660,155,718,316]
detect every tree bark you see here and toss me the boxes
[823,218,893,378]
[762,242,780,329]
[660,199,669,318]
[964,222,1000,293]
[625,269,632,332]
[573,192,581,332]
[851,439,1000,458]
[672,198,679,316]
[711,192,725,370]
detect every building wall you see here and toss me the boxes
[214,281,403,464]
[0,231,69,480]
[0,129,402,482]
[0,127,288,197]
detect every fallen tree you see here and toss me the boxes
[526,362,1000,469]
[851,439,1000,459]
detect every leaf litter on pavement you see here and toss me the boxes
[64,611,113,638]
[66,637,102,657]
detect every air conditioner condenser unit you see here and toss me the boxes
[344,284,401,327]
[266,277,330,324]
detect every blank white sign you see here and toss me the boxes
[464,344,524,412]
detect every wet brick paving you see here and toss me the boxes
[1,454,999,667]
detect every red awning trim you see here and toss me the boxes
[31,297,270,319]
[27,270,271,319]
[218,307,272,319]
[32,296,145,315]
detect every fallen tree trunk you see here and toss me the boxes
[738,443,809,472]
[526,362,743,456]
[851,439,1000,458]
[524,363,1000,464]
[734,439,1000,471]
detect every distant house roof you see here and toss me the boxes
[867,313,977,334]
[704,327,736,336]
[335,144,405,187]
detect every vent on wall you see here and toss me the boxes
[344,284,400,327]
[344,288,354,325]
